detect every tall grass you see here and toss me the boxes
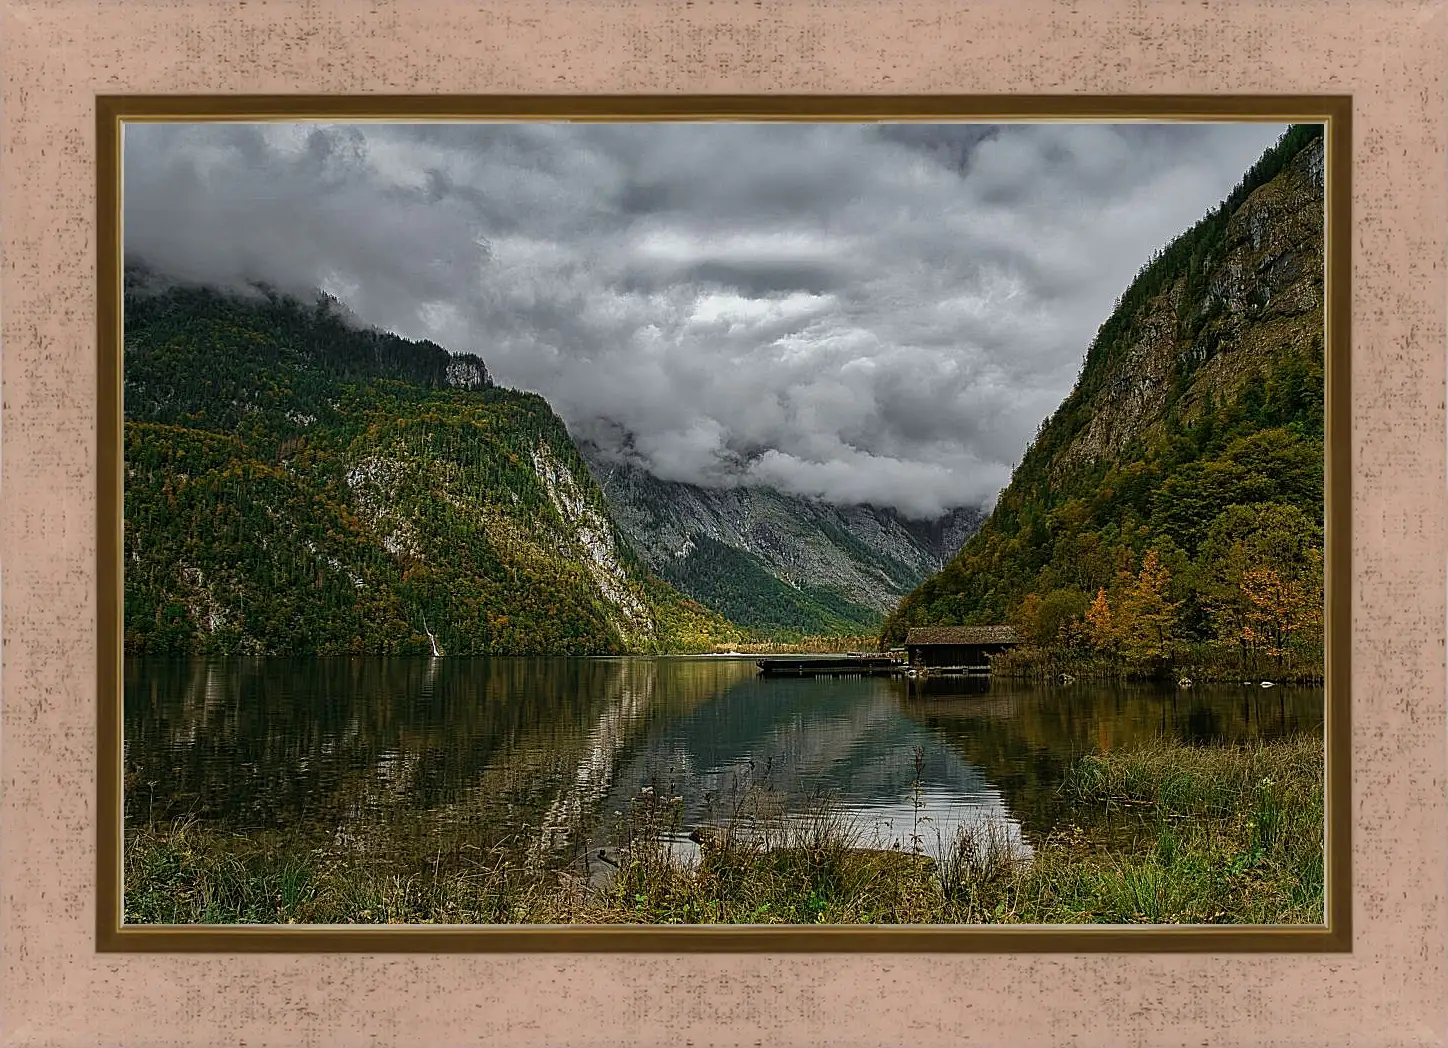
[124,734,1324,926]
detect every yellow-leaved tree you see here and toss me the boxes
[1115,549,1180,666]
[1085,587,1116,655]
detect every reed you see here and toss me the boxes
[993,644,1326,686]
[124,734,1324,926]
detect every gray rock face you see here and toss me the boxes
[444,356,491,390]
[1058,135,1324,476]
[577,441,983,615]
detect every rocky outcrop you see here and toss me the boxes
[443,357,491,390]
[531,443,655,645]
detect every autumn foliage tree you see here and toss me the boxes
[1238,547,1323,670]
[1110,550,1181,666]
[1085,587,1116,655]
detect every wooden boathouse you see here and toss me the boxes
[904,626,1020,677]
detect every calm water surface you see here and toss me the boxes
[124,656,1324,865]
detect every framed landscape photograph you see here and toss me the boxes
[5,0,1445,1043]
[98,96,1349,948]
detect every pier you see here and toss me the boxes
[756,655,904,678]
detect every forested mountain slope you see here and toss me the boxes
[881,125,1326,675]
[122,272,739,656]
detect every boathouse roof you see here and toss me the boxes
[904,626,1020,646]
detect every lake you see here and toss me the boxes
[123,656,1325,869]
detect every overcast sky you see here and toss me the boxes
[123,120,1286,518]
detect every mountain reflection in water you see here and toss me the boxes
[124,656,1324,867]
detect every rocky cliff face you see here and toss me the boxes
[579,441,984,623]
[1056,134,1324,477]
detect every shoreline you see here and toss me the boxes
[123,734,1324,927]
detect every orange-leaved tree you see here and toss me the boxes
[1085,587,1116,655]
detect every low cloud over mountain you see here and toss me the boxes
[124,120,1283,517]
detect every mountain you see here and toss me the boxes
[579,442,984,636]
[121,271,741,656]
[882,124,1326,667]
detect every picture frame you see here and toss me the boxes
[3,1,1443,1044]
[96,93,1352,954]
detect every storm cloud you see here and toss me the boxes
[123,120,1286,517]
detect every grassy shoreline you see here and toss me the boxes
[124,734,1323,926]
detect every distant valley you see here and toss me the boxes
[581,442,981,635]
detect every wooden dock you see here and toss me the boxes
[756,655,904,678]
